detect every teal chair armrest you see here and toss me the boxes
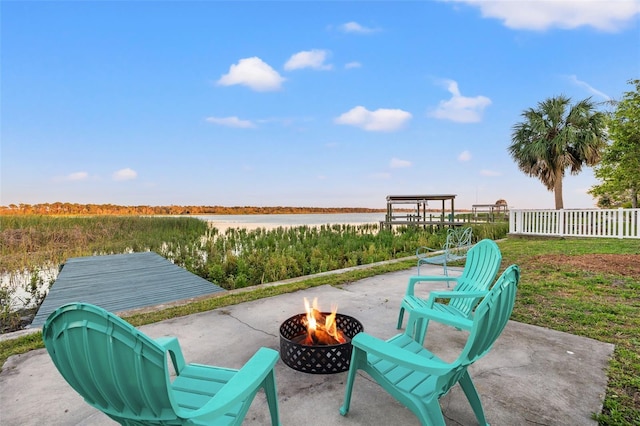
[416,246,438,259]
[416,290,488,310]
[408,307,474,330]
[184,347,279,420]
[352,333,452,376]
[406,275,461,295]
[155,336,186,373]
[427,290,489,301]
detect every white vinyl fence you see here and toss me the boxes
[509,208,640,239]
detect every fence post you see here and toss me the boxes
[558,209,565,237]
[618,208,624,239]
[509,210,515,233]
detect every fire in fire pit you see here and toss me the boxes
[280,298,364,374]
[300,297,346,346]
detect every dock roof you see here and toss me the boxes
[386,194,456,203]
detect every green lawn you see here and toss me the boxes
[1,237,638,424]
[499,237,639,425]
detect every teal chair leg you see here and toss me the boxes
[396,306,405,329]
[264,369,281,426]
[458,371,489,426]
[443,261,451,288]
[424,399,447,426]
[340,348,363,416]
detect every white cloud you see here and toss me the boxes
[480,169,502,177]
[54,171,90,183]
[206,116,255,128]
[345,61,362,69]
[458,150,472,162]
[335,106,412,131]
[217,57,285,91]
[447,0,640,32]
[390,158,412,168]
[113,168,137,181]
[340,21,379,34]
[66,171,89,181]
[284,49,333,71]
[428,79,491,123]
[567,75,611,100]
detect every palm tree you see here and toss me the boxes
[508,95,608,209]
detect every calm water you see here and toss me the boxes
[191,213,385,227]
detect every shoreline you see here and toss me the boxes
[194,212,385,233]
[205,220,380,233]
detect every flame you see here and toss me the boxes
[301,297,346,345]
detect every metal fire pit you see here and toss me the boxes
[279,312,364,374]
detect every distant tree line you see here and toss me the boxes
[0,203,385,216]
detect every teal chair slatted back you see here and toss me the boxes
[43,303,176,422]
[462,264,520,363]
[431,264,519,396]
[428,265,520,404]
[447,239,502,314]
[44,302,282,426]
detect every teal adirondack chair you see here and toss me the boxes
[397,239,502,344]
[42,302,281,426]
[340,264,520,425]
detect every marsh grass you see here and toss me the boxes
[0,215,209,272]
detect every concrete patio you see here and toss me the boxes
[0,265,614,425]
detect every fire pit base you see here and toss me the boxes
[279,313,364,374]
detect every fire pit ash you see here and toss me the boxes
[279,298,364,374]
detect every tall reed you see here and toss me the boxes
[0,215,208,272]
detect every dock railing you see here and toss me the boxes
[509,208,640,239]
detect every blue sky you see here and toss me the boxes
[2,1,639,210]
